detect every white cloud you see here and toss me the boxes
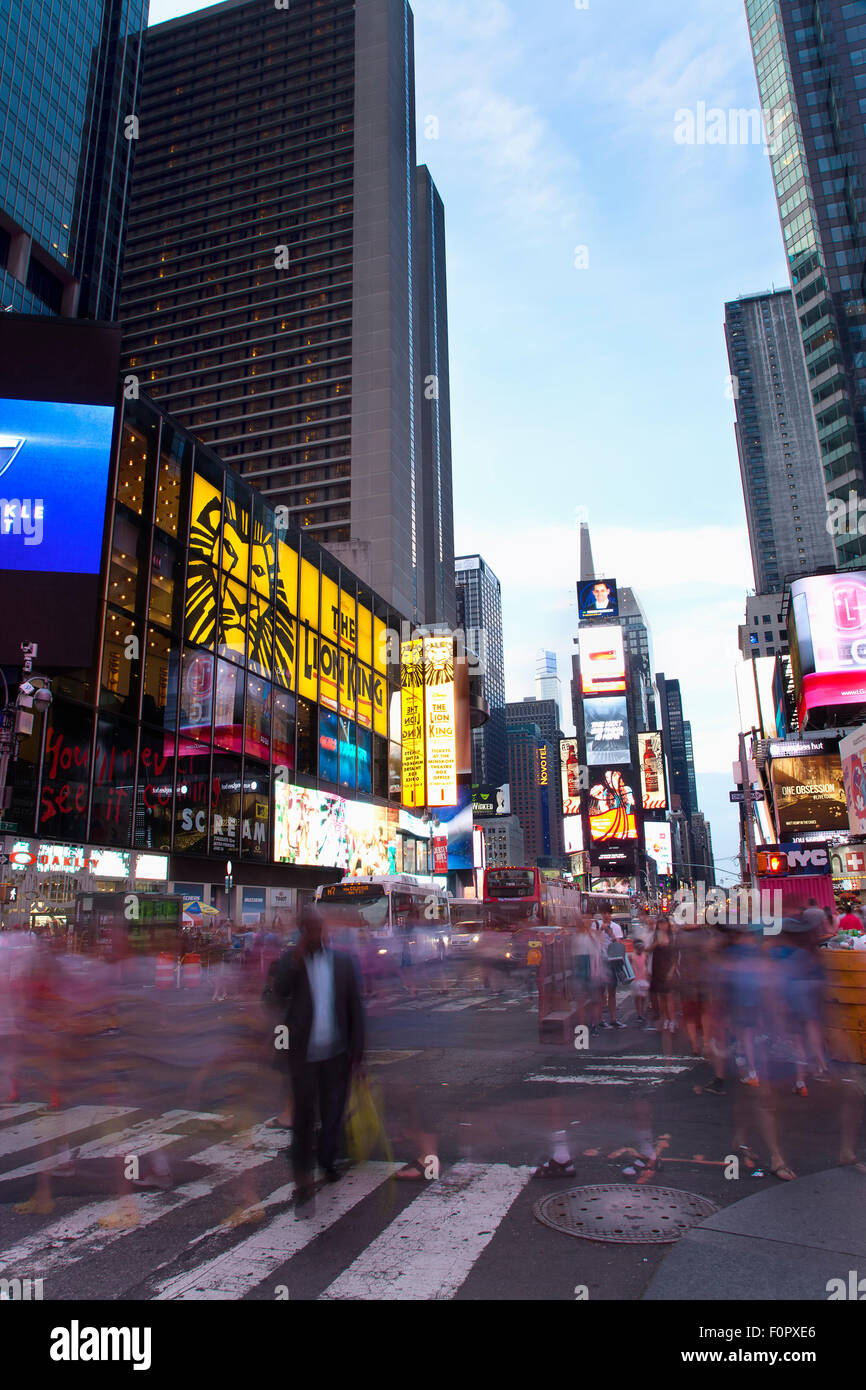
[413,0,581,235]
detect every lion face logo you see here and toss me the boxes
[185,474,295,684]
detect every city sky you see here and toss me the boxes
[149,0,790,883]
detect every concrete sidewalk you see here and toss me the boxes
[644,1167,866,1300]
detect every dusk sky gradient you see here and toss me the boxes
[148,0,793,882]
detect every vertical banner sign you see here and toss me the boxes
[637,732,667,811]
[424,634,458,806]
[560,737,582,816]
[401,639,426,808]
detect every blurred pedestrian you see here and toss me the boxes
[271,906,364,1215]
[630,939,650,1026]
[649,918,679,1054]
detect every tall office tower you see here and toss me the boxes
[508,697,562,748]
[455,554,507,787]
[656,673,696,819]
[535,651,562,727]
[690,813,716,888]
[482,815,526,869]
[506,722,546,865]
[617,585,656,731]
[0,0,145,318]
[744,2,866,568]
[415,167,456,626]
[683,720,699,815]
[506,697,565,864]
[120,0,454,624]
[724,291,835,591]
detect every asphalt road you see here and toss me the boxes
[0,954,861,1301]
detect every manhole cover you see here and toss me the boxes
[533,1184,718,1244]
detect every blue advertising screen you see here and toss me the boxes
[430,784,473,870]
[0,397,115,574]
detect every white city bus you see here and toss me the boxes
[314,874,451,967]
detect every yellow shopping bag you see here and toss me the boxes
[345,1069,392,1164]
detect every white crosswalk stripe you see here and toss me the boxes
[0,1105,537,1301]
[0,1104,47,1127]
[525,1055,698,1088]
[0,1106,137,1161]
[153,1163,396,1300]
[0,1121,286,1279]
[321,1162,532,1301]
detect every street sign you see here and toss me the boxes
[730,789,765,803]
[0,822,17,832]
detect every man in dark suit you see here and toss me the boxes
[271,905,364,1213]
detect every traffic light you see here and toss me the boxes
[0,883,17,904]
[756,849,787,876]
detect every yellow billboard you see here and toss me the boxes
[357,601,372,666]
[401,638,425,808]
[424,634,457,807]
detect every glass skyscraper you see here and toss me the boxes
[725,289,836,592]
[455,554,507,787]
[0,0,146,318]
[745,0,866,567]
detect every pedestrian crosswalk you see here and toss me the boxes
[525,1055,699,1089]
[0,1102,534,1300]
[368,986,534,1014]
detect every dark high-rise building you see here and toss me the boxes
[507,697,565,865]
[455,554,507,788]
[744,1,866,568]
[656,672,695,819]
[120,0,454,625]
[690,812,716,888]
[506,721,545,865]
[724,290,834,592]
[683,720,699,816]
[416,166,455,626]
[0,0,146,318]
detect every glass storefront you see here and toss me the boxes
[19,394,403,869]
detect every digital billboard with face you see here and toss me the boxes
[790,573,866,720]
[584,696,630,766]
[580,625,626,695]
[578,578,618,620]
[770,753,848,838]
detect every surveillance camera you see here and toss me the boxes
[33,687,52,709]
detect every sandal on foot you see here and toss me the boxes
[395,1157,433,1180]
[265,1117,293,1130]
[532,1157,575,1178]
[770,1164,797,1181]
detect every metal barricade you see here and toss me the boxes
[537,933,578,1043]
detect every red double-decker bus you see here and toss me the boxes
[481,867,582,924]
[482,866,544,924]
